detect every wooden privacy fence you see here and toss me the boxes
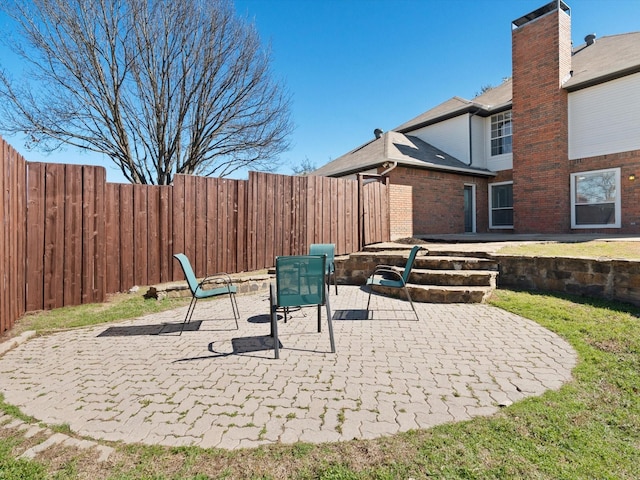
[104,172,388,293]
[1,139,390,333]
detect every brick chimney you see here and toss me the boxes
[511,1,572,233]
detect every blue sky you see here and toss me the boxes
[1,0,639,183]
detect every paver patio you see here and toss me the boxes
[0,285,576,450]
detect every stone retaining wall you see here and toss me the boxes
[494,255,640,306]
[145,254,640,308]
[145,273,273,300]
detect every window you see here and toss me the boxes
[571,168,621,228]
[489,182,513,229]
[491,111,512,156]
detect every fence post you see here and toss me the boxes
[357,173,364,251]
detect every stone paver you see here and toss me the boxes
[0,286,576,455]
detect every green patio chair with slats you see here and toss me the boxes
[366,245,421,321]
[310,243,338,294]
[173,253,240,335]
[269,254,336,359]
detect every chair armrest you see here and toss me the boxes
[373,264,395,270]
[371,265,401,277]
[199,272,235,290]
[368,266,405,285]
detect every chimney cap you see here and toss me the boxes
[512,0,570,29]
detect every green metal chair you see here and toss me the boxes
[366,245,422,321]
[269,254,336,359]
[310,243,338,294]
[173,253,239,335]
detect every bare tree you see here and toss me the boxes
[291,157,316,176]
[0,0,292,184]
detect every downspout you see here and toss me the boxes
[467,105,483,166]
[380,161,397,176]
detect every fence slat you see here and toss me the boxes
[43,164,65,309]
[159,186,173,283]
[105,184,121,293]
[119,184,135,289]
[25,163,45,311]
[236,180,247,272]
[64,166,83,305]
[171,176,185,280]
[147,186,160,285]
[133,185,148,287]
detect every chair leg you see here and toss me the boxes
[325,285,336,353]
[228,292,240,329]
[402,284,419,321]
[366,277,375,311]
[180,296,198,336]
[269,283,279,359]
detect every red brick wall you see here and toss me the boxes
[512,7,572,233]
[387,166,489,238]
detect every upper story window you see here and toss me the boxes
[491,111,512,156]
[570,168,621,228]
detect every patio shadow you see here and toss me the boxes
[174,336,281,362]
[333,309,370,320]
[97,321,203,336]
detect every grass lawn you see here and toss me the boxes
[1,248,639,478]
[497,240,640,260]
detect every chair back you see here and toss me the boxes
[275,255,326,307]
[401,246,422,283]
[173,253,199,295]
[309,244,335,271]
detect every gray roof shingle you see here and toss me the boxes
[311,131,494,178]
[564,32,640,90]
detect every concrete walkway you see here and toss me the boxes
[0,286,576,452]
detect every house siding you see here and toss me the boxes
[569,72,640,159]
[409,116,470,164]
[471,115,487,170]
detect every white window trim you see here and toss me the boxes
[570,168,621,229]
[490,111,512,157]
[488,181,514,229]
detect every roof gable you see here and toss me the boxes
[311,131,493,178]
[395,79,512,133]
[564,32,640,90]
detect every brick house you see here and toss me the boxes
[312,1,640,239]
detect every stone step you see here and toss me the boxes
[426,249,495,259]
[354,247,498,303]
[414,255,499,271]
[370,283,494,304]
[361,243,422,253]
[409,268,498,287]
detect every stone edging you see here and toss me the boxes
[144,273,273,300]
